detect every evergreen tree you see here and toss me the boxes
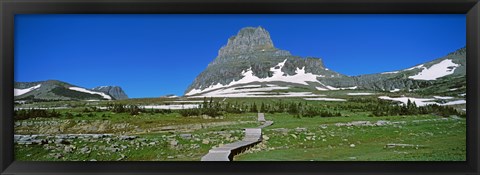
[260,102,266,113]
[250,102,258,113]
[202,97,208,109]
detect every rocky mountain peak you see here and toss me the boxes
[92,86,129,100]
[217,26,276,57]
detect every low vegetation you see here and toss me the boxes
[13,94,466,161]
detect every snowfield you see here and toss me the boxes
[85,100,101,102]
[324,86,358,91]
[69,87,112,100]
[186,59,327,96]
[408,59,459,80]
[14,84,42,96]
[316,85,357,91]
[315,87,329,91]
[405,64,424,71]
[381,71,399,74]
[378,96,437,106]
[15,106,69,110]
[187,84,325,98]
[141,104,199,110]
[439,100,466,106]
[190,92,324,98]
[378,96,466,107]
[389,89,400,92]
[239,85,262,88]
[166,100,204,103]
[433,96,454,100]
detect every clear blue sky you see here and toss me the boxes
[14,14,466,98]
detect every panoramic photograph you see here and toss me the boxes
[14,14,466,161]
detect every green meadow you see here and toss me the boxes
[14,95,466,161]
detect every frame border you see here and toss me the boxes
[1,0,479,174]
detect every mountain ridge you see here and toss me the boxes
[14,80,129,101]
[185,26,466,97]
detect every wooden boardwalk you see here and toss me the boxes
[201,113,273,161]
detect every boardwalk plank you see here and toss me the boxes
[200,113,273,161]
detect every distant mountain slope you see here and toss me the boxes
[321,47,466,92]
[92,86,129,100]
[185,26,466,97]
[14,80,128,101]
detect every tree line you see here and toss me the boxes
[14,97,464,120]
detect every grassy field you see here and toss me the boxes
[236,114,465,161]
[14,95,466,161]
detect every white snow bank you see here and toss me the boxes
[378,96,437,107]
[192,91,325,98]
[439,100,466,106]
[14,107,69,110]
[408,59,459,80]
[189,84,326,98]
[379,96,466,107]
[14,84,41,96]
[381,71,399,74]
[141,104,199,110]
[433,96,454,100]
[390,89,400,92]
[238,85,262,88]
[166,101,204,103]
[324,86,358,91]
[304,97,347,101]
[69,87,112,100]
[405,64,424,71]
[316,87,329,91]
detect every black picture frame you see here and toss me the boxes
[1,0,479,174]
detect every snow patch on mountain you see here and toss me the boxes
[390,89,401,92]
[381,71,399,74]
[405,64,425,71]
[167,100,204,103]
[316,85,358,91]
[408,59,459,80]
[141,104,199,110]
[433,96,454,100]
[186,59,327,96]
[378,96,437,106]
[326,86,358,90]
[69,87,112,100]
[189,84,324,98]
[240,85,262,88]
[439,100,466,106]
[379,96,464,107]
[191,92,323,98]
[315,87,329,91]
[14,84,42,96]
